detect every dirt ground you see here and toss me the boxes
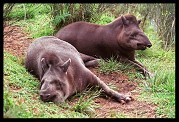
[3,25,157,118]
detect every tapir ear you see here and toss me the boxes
[138,19,141,24]
[60,58,71,72]
[41,58,47,71]
[121,15,128,25]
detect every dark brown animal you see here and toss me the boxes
[55,14,153,77]
[25,36,132,103]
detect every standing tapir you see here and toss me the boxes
[25,36,132,103]
[55,14,153,77]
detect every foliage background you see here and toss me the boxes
[4,3,175,50]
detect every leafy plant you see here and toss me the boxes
[52,12,71,27]
[72,87,101,117]
[99,57,120,74]
[95,13,115,25]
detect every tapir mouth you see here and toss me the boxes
[137,45,147,50]
[140,45,147,50]
[40,93,56,102]
[137,43,152,50]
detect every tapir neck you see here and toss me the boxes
[105,17,123,30]
[114,45,135,61]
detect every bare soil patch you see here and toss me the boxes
[4,25,33,57]
[3,25,157,118]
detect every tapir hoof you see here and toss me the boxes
[118,95,134,104]
[148,72,154,78]
[145,72,155,79]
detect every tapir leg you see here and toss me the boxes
[80,53,100,68]
[131,60,154,77]
[127,60,154,78]
[84,69,133,103]
[118,57,154,78]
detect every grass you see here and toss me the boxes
[6,3,55,38]
[136,23,175,118]
[15,14,54,38]
[99,57,134,75]
[71,87,101,117]
[6,4,51,20]
[4,4,175,118]
[109,111,128,118]
[98,50,175,118]
[98,48,175,118]
[95,13,115,25]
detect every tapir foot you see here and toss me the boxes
[84,59,101,68]
[80,53,101,68]
[116,94,134,104]
[147,72,154,78]
[143,70,154,79]
[113,92,134,104]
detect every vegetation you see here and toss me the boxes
[136,24,175,118]
[3,3,175,118]
[4,3,175,48]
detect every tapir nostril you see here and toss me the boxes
[147,44,152,48]
[40,93,51,100]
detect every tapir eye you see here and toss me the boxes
[54,80,63,90]
[131,33,138,38]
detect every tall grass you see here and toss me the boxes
[71,87,101,117]
[136,21,175,118]
[6,4,51,20]
[15,14,55,38]
[5,4,54,38]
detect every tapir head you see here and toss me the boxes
[118,14,152,50]
[39,54,71,103]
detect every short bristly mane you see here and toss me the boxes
[105,16,123,27]
[106,14,138,27]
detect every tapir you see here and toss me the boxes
[55,14,153,77]
[25,36,132,103]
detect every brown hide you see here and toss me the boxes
[25,36,132,103]
[55,14,153,77]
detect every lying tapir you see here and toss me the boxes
[55,14,153,77]
[25,36,132,103]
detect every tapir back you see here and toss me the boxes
[25,36,83,80]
